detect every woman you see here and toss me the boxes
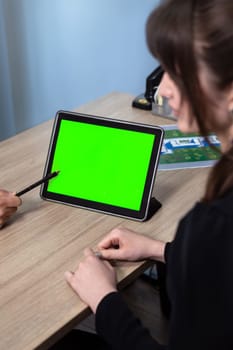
[54,0,233,348]
[0,190,21,228]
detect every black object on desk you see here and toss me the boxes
[40,111,164,222]
[16,171,60,197]
[132,65,164,111]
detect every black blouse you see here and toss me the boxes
[95,189,233,349]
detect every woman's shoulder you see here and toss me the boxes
[211,187,233,216]
[192,186,233,218]
[172,187,233,249]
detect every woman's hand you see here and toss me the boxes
[65,248,117,313]
[97,226,166,263]
[0,190,21,228]
[64,228,166,312]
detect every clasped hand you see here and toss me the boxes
[65,226,165,313]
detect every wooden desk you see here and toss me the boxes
[0,92,210,350]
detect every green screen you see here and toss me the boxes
[48,119,155,210]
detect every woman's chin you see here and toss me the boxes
[177,119,199,134]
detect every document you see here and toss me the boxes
[158,124,220,170]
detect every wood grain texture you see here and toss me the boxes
[0,92,210,350]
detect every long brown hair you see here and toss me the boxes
[146,0,233,202]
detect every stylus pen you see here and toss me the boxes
[16,170,60,197]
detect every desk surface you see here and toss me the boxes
[0,92,210,350]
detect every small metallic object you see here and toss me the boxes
[94,251,103,259]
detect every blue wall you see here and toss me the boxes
[0,0,159,141]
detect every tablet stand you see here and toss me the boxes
[144,197,162,221]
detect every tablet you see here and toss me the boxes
[40,111,164,221]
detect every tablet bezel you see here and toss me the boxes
[40,111,164,221]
